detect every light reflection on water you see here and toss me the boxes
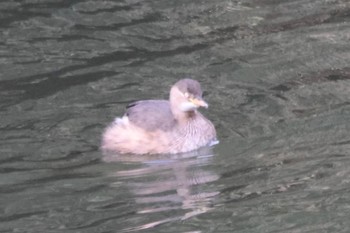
[103,148,219,232]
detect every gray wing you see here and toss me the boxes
[125,100,176,131]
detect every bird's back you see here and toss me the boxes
[125,100,176,132]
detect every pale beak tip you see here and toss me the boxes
[190,98,209,109]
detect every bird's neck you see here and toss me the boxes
[172,108,197,125]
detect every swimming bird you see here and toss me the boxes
[101,79,217,154]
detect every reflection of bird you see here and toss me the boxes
[112,153,219,232]
[102,79,217,154]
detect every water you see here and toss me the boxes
[1,0,350,232]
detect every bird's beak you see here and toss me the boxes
[190,98,209,108]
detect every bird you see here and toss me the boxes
[101,79,217,155]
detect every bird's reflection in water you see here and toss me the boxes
[103,147,219,232]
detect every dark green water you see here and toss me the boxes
[1,0,350,232]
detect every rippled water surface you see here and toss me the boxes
[1,0,350,232]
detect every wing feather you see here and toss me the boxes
[125,100,176,131]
